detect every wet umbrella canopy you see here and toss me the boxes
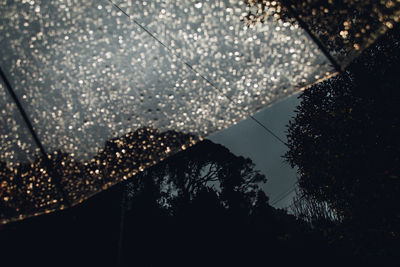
[0,0,399,224]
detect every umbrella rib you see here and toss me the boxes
[0,68,47,158]
[106,0,287,147]
[0,67,70,208]
[280,0,342,73]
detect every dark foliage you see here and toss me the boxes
[285,26,400,264]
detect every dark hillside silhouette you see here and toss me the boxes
[0,138,350,267]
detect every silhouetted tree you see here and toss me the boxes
[118,140,353,267]
[284,26,400,263]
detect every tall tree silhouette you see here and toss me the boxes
[284,26,400,263]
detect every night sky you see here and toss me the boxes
[209,92,300,209]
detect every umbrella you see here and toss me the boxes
[0,0,399,224]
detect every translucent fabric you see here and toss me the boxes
[286,0,400,68]
[0,0,398,223]
[0,82,62,222]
